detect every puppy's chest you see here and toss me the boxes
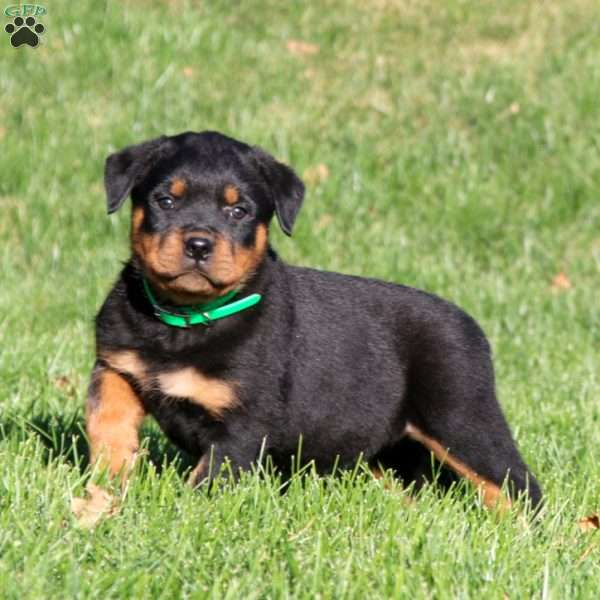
[100,349,238,418]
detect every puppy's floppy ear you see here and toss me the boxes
[104,136,167,214]
[251,147,305,236]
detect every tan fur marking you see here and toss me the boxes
[132,206,144,234]
[211,224,269,294]
[232,222,268,283]
[405,423,511,511]
[371,464,414,502]
[371,465,391,493]
[188,454,209,487]
[131,216,268,304]
[99,350,146,381]
[87,369,146,480]
[170,178,187,197]
[371,465,384,480]
[132,225,219,303]
[158,367,237,418]
[223,184,239,205]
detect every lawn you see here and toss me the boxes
[0,0,598,597]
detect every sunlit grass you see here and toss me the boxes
[0,1,598,597]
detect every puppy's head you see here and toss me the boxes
[104,131,304,304]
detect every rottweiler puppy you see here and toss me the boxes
[87,131,542,509]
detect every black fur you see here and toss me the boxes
[94,130,542,507]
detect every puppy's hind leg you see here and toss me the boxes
[403,340,542,510]
[404,392,542,510]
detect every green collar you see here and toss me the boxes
[142,278,262,328]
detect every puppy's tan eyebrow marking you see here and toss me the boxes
[223,184,239,205]
[169,178,187,197]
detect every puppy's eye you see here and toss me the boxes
[228,205,248,220]
[157,197,175,210]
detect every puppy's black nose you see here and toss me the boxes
[185,237,213,261]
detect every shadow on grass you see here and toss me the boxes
[0,412,483,506]
[0,410,195,478]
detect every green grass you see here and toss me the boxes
[1,0,599,597]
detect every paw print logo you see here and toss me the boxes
[5,16,45,48]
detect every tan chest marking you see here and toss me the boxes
[99,350,147,382]
[158,368,237,418]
